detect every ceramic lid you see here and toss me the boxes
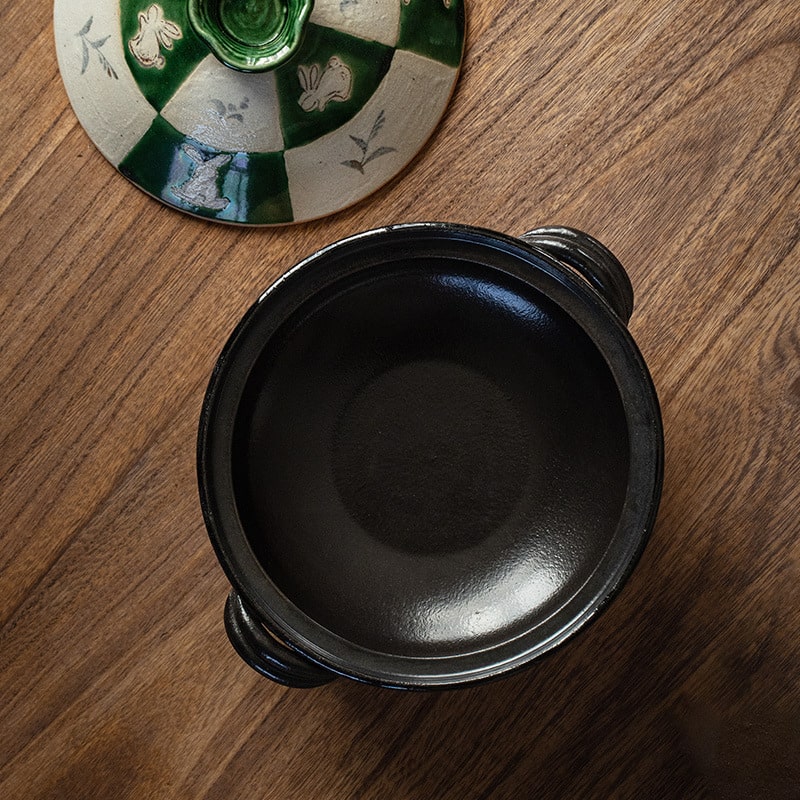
[54,0,464,225]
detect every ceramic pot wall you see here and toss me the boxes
[197,224,664,689]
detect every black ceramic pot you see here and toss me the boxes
[197,224,663,689]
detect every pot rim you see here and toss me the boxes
[197,222,664,688]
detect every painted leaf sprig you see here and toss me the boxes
[81,38,90,74]
[342,110,396,173]
[370,109,387,140]
[77,17,118,79]
[209,97,250,123]
[349,135,368,154]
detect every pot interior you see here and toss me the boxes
[231,256,631,658]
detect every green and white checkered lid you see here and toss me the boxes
[55,0,464,225]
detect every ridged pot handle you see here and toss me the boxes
[519,227,634,324]
[224,591,336,688]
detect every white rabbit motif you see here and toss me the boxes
[128,4,182,69]
[172,145,231,211]
[297,56,353,112]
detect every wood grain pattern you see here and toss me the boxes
[2,1,799,798]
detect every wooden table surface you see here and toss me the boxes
[3,1,800,797]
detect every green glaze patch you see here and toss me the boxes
[397,0,464,68]
[119,115,293,223]
[274,24,394,150]
[121,0,210,111]
[236,152,293,224]
[119,114,184,194]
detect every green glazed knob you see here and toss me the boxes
[187,0,314,72]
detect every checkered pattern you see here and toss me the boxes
[57,0,463,224]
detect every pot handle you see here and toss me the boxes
[224,591,337,688]
[519,227,634,324]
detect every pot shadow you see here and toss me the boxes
[321,595,694,800]
[198,436,800,800]
[195,535,701,800]
[310,521,800,799]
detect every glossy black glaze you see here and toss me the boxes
[521,227,634,323]
[198,224,664,689]
[224,591,335,687]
